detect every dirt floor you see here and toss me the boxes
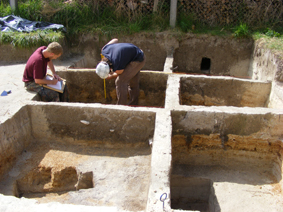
[172,159,283,211]
[0,140,151,211]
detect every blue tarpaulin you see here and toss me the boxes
[0,15,66,32]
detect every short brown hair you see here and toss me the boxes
[46,42,63,55]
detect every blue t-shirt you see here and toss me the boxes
[102,43,144,72]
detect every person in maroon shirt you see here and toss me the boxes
[22,42,68,102]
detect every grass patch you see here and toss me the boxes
[0,30,64,48]
[0,0,11,16]
[233,23,250,38]
[253,32,283,56]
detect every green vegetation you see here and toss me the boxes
[0,0,282,53]
[233,23,250,38]
[0,30,64,48]
[253,31,283,56]
[0,1,11,16]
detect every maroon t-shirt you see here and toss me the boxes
[22,46,50,82]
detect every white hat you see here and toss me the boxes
[95,61,110,79]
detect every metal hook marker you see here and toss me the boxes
[160,193,167,211]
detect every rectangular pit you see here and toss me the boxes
[171,176,217,211]
[180,76,271,107]
[172,36,253,76]
[57,69,168,108]
[0,104,156,211]
[171,109,283,212]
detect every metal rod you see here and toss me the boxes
[104,79,106,99]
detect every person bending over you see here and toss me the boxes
[95,38,145,105]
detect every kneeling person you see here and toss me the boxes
[22,42,68,102]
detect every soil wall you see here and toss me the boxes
[0,32,253,77]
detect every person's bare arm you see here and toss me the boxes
[106,69,124,80]
[102,38,119,51]
[47,60,61,80]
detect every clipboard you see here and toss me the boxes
[42,74,66,93]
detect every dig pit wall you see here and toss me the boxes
[250,40,283,109]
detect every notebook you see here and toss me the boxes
[43,74,66,93]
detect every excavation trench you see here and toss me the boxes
[1,82,283,212]
[1,34,283,212]
[180,76,271,107]
[170,110,283,212]
[0,105,155,211]
[1,69,282,212]
[33,69,271,109]
[57,69,168,107]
